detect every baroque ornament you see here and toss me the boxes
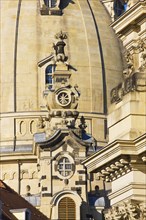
[139,52,146,71]
[132,38,146,54]
[111,39,146,104]
[104,202,146,220]
[53,31,68,62]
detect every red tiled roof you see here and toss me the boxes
[2,206,18,220]
[0,180,49,220]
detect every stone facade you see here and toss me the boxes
[83,1,146,219]
[0,0,145,220]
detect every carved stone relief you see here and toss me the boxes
[139,52,146,71]
[2,172,17,180]
[37,110,80,137]
[111,71,146,103]
[123,38,146,72]
[132,38,146,54]
[23,99,34,111]
[53,31,68,63]
[111,38,146,104]
[124,50,134,72]
[104,201,146,220]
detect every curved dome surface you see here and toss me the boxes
[1,0,123,143]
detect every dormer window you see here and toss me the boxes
[44,0,57,8]
[40,0,62,15]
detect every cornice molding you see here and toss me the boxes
[83,133,146,175]
[108,183,146,201]
[111,1,146,35]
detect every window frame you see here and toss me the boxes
[55,153,75,180]
[58,157,72,177]
[45,64,55,90]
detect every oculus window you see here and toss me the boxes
[58,157,72,177]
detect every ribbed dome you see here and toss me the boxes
[1,0,123,111]
[1,0,123,142]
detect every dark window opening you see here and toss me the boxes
[40,0,62,16]
[45,65,55,90]
[25,211,31,220]
[113,0,127,19]
[43,0,57,8]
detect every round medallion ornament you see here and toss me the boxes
[56,90,71,107]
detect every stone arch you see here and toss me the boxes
[50,190,82,220]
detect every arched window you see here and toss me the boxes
[58,197,76,220]
[44,0,57,8]
[45,65,55,90]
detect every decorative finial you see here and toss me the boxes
[55,30,67,40]
[53,31,68,62]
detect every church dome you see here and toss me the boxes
[1,0,123,143]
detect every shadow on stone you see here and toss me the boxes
[60,0,75,9]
